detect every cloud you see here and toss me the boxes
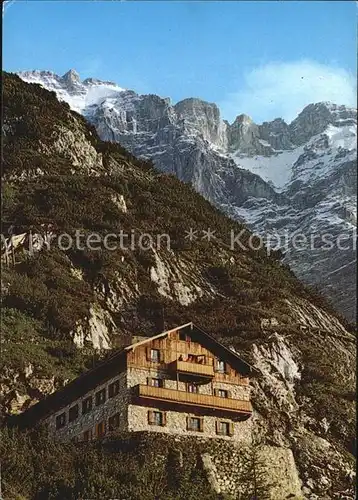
[220,60,357,124]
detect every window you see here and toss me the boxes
[56,412,66,429]
[217,389,228,398]
[82,396,92,415]
[108,380,120,398]
[95,388,106,406]
[216,421,234,436]
[95,421,106,438]
[108,413,120,431]
[148,410,166,426]
[215,360,226,373]
[147,377,164,388]
[83,429,93,442]
[186,383,198,394]
[187,417,204,432]
[69,404,79,422]
[150,349,160,363]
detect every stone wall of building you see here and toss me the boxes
[43,371,128,441]
[128,403,252,444]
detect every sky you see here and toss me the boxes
[3,0,357,123]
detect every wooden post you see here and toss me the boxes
[10,235,15,266]
[29,229,33,257]
[4,240,9,268]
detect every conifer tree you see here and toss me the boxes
[237,446,276,500]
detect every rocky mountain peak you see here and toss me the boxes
[174,97,227,148]
[174,97,221,123]
[289,101,357,146]
[259,117,293,151]
[82,77,117,87]
[228,114,260,153]
[232,113,254,126]
[62,69,81,85]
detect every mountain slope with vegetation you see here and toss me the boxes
[1,72,356,499]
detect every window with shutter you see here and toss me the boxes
[56,412,66,429]
[215,360,226,373]
[108,380,120,398]
[187,417,203,432]
[82,396,93,415]
[108,413,120,431]
[149,349,160,363]
[83,429,93,441]
[148,410,165,426]
[216,421,232,436]
[95,388,106,406]
[69,404,79,422]
[95,421,106,438]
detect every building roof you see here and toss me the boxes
[12,322,256,429]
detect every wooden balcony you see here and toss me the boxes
[133,384,252,416]
[168,359,214,379]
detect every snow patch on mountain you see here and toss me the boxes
[19,69,125,114]
[231,149,304,190]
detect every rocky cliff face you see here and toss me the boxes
[2,73,356,499]
[19,69,357,322]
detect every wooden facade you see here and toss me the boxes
[126,325,250,386]
[134,384,252,415]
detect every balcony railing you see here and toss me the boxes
[133,384,252,415]
[168,359,214,378]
